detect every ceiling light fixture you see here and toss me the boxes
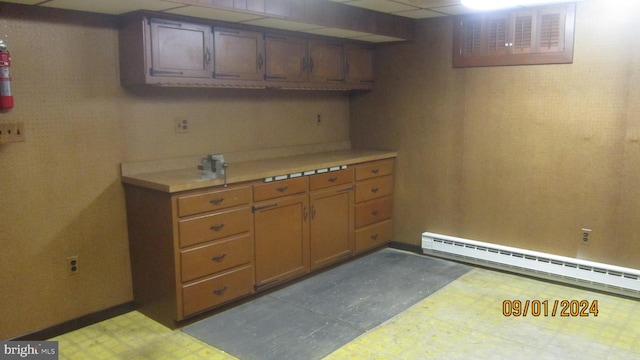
[461,0,569,11]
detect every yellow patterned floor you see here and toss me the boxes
[51,267,640,360]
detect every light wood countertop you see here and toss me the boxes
[121,149,397,193]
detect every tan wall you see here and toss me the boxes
[0,5,349,339]
[351,0,640,269]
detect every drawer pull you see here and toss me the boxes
[371,187,379,193]
[371,234,379,241]
[212,286,228,296]
[209,224,225,231]
[371,210,379,216]
[253,203,277,212]
[209,197,224,205]
[276,186,289,193]
[371,169,379,174]
[337,186,353,193]
[328,177,338,183]
[211,253,227,262]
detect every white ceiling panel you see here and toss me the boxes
[164,6,264,22]
[302,27,373,39]
[242,18,324,32]
[348,34,405,42]
[392,8,446,18]
[41,0,178,15]
[341,0,418,13]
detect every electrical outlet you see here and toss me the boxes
[67,256,79,275]
[0,122,26,143]
[581,228,591,244]
[174,118,189,133]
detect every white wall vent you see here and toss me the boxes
[422,232,640,298]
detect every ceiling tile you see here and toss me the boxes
[164,6,264,22]
[41,0,178,14]
[434,4,479,15]
[348,34,405,42]
[393,0,461,6]
[342,0,418,13]
[301,27,372,39]
[392,8,446,19]
[242,18,324,32]
[2,0,43,5]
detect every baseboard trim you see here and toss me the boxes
[11,302,135,341]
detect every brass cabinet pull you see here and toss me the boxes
[211,253,227,262]
[276,186,288,192]
[212,286,228,296]
[253,203,277,212]
[209,197,224,205]
[371,187,379,193]
[328,177,338,182]
[304,206,308,221]
[371,169,380,174]
[311,205,316,220]
[209,224,225,231]
[258,54,264,69]
[371,210,379,216]
[371,234,379,241]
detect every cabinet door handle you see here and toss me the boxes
[258,54,264,69]
[309,57,314,73]
[211,253,227,262]
[302,57,307,72]
[328,177,338,183]
[371,210,379,216]
[371,187,379,193]
[337,186,353,193]
[304,206,308,221]
[212,286,228,296]
[370,234,379,241]
[205,47,212,66]
[209,197,224,205]
[209,224,225,231]
[276,186,288,193]
[311,205,316,220]
[253,203,277,212]
[371,169,379,174]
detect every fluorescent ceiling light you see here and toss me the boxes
[461,0,569,10]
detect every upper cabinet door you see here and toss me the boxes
[213,27,265,81]
[345,44,374,84]
[149,18,212,78]
[308,40,344,83]
[264,34,308,82]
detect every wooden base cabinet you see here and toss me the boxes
[124,184,254,328]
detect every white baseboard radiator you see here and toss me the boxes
[422,232,640,298]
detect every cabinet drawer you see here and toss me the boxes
[355,159,394,181]
[355,175,393,203]
[180,234,252,282]
[177,186,251,217]
[309,168,353,191]
[182,265,254,317]
[253,176,308,202]
[355,196,393,228]
[178,207,251,248]
[355,219,392,253]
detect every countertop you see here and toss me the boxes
[121,149,397,193]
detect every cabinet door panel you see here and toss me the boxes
[308,40,344,83]
[310,188,353,269]
[345,44,374,84]
[309,168,353,191]
[182,265,253,317]
[355,175,393,203]
[355,159,394,181]
[253,176,308,202]
[214,27,265,81]
[355,196,393,228]
[355,219,392,253]
[177,185,251,217]
[254,195,309,286]
[149,18,212,78]
[264,34,308,82]
[180,234,252,282]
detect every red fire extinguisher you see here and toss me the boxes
[0,39,14,110]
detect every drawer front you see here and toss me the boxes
[177,186,251,217]
[179,207,251,248]
[355,219,393,253]
[180,234,252,282]
[355,175,393,203]
[309,168,353,191]
[355,196,393,228]
[182,265,254,317]
[253,176,309,202]
[355,159,394,181]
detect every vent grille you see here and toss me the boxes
[422,232,640,298]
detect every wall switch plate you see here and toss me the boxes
[175,118,189,133]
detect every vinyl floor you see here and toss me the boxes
[50,248,640,360]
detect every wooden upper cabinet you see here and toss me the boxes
[213,27,265,81]
[264,34,308,82]
[148,18,213,78]
[345,43,374,84]
[308,40,344,83]
[453,3,574,67]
